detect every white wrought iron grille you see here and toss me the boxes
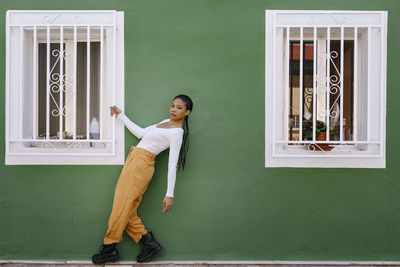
[265,11,387,167]
[6,11,124,162]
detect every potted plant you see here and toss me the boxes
[303,120,338,151]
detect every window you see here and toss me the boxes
[265,10,387,168]
[5,10,125,165]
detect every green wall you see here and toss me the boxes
[1,0,400,261]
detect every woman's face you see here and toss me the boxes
[170,98,190,120]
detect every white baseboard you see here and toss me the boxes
[2,260,400,266]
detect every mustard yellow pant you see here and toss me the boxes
[103,146,156,244]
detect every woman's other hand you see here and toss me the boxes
[163,197,173,212]
[110,106,121,117]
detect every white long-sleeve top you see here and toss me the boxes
[117,113,183,198]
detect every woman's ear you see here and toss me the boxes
[185,110,191,116]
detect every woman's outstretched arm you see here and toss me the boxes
[117,113,146,139]
[110,106,146,139]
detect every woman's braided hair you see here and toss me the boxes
[174,94,193,170]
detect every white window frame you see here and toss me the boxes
[5,10,125,165]
[265,10,387,168]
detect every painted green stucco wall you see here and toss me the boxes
[1,0,400,262]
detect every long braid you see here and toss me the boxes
[179,116,190,170]
[173,95,193,170]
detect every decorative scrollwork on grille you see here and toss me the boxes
[314,50,342,121]
[327,51,341,120]
[306,143,358,153]
[41,142,56,149]
[64,142,82,152]
[48,48,75,118]
[329,15,348,25]
[304,85,313,112]
[307,142,333,152]
[39,141,83,153]
[330,143,357,152]
[42,13,62,24]
[308,143,326,152]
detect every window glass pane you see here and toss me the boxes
[76,41,100,139]
[328,40,354,141]
[38,41,100,140]
[288,37,354,143]
[289,40,300,141]
[38,43,65,138]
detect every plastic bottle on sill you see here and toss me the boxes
[90,117,100,148]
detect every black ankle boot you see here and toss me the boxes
[92,243,120,264]
[136,231,164,262]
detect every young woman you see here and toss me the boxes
[92,95,193,264]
